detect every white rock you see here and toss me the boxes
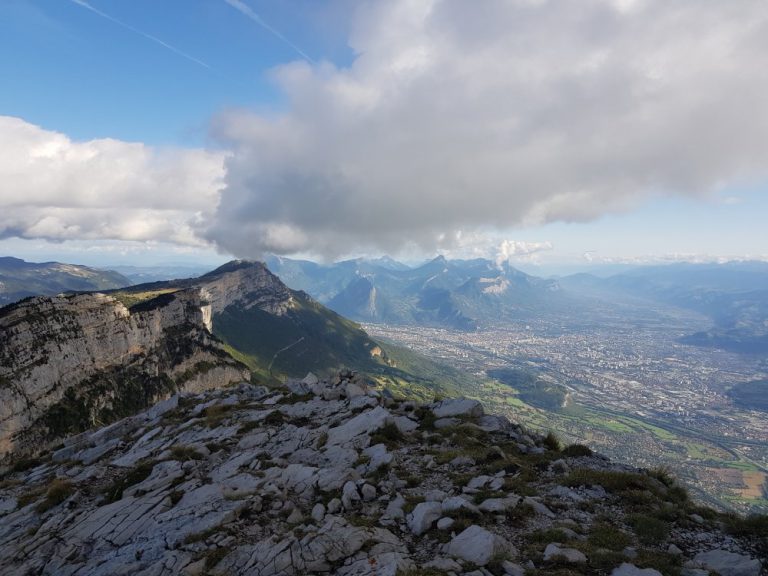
[145,394,179,421]
[478,497,518,513]
[311,503,326,523]
[361,444,392,474]
[424,489,448,502]
[0,497,17,516]
[693,549,762,576]
[436,517,455,530]
[544,543,587,563]
[668,544,683,556]
[393,416,418,434]
[327,498,342,514]
[502,560,526,576]
[442,496,479,515]
[286,379,311,395]
[287,507,304,524]
[611,563,663,576]
[406,501,443,535]
[381,494,406,523]
[344,382,367,398]
[465,475,492,492]
[326,406,393,446]
[447,525,515,566]
[361,484,377,502]
[423,558,463,571]
[302,372,319,387]
[341,481,361,509]
[434,417,461,429]
[432,398,484,419]
[524,496,555,518]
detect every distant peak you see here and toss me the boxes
[201,260,267,277]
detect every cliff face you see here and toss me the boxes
[0,289,248,459]
[197,260,295,316]
[0,260,382,461]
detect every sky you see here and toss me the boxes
[0,0,766,273]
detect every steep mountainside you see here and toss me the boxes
[267,256,562,329]
[112,261,387,378]
[0,289,248,459]
[0,261,419,461]
[0,374,763,575]
[0,256,130,305]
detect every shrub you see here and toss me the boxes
[102,460,155,504]
[588,522,632,551]
[629,513,670,545]
[370,422,405,449]
[561,444,593,457]
[169,445,204,461]
[36,478,74,513]
[543,431,562,452]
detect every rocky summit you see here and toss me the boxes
[0,373,764,576]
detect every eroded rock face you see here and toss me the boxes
[0,289,248,459]
[0,376,763,576]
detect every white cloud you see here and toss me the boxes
[0,116,226,246]
[207,0,768,259]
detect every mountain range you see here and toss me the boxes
[0,257,130,306]
[268,256,768,354]
[266,255,561,330]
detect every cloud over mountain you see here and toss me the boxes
[2,1,768,260]
[207,0,768,258]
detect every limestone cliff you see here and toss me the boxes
[0,289,248,460]
[0,260,381,461]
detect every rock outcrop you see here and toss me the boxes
[0,260,394,462]
[0,288,249,459]
[0,374,763,575]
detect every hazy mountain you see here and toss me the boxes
[267,255,561,329]
[561,262,768,354]
[0,257,130,305]
[109,264,216,284]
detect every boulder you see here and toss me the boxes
[431,398,484,419]
[693,549,762,576]
[326,406,393,446]
[544,543,587,563]
[406,501,442,535]
[447,525,516,566]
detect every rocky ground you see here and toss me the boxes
[0,372,764,576]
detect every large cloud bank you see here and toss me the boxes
[208,0,768,258]
[0,116,225,246]
[3,0,768,259]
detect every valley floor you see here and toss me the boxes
[364,319,768,515]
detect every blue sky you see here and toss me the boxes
[0,0,349,145]
[0,0,766,272]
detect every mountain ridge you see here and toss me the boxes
[0,374,763,575]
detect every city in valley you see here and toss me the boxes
[365,307,768,514]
